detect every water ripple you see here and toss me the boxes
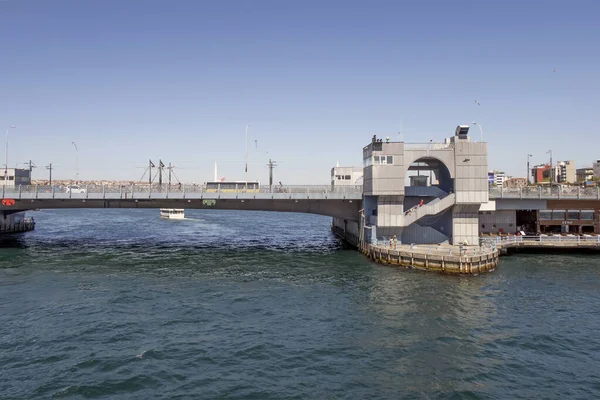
[0,210,599,399]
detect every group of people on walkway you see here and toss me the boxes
[404,199,425,216]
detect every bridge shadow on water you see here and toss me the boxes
[0,235,29,249]
[2,234,348,254]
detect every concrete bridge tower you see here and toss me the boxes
[362,126,488,246]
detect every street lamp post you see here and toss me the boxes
[72,141,79,182]
[4,125,16,186]
[547,150,553,184]
[244,124,250,186]
[472,121,483,142]
[527,154,533,185]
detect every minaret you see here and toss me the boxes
[214,162,218,182]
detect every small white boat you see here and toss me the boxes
[160,208,185,219]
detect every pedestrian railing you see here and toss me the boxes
[6,183,599,200]
[1,184,364,199]
[374,240,497,256]
[482,235,600,244]
[489,186,600,199]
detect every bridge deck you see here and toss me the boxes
[4,184,598,201]
[0,184,363,221]
[2,184,363,201]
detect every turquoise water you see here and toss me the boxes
[1,209,599,399]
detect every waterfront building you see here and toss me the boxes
[359,126,488,246]
[593,160,600,179]
[555,160,575,184]
[576,167,595,183]
[331,166,363,186]
[488,170,509,187]
[503,177,527,188]
[0,168,31,187]
[531,164,551,183]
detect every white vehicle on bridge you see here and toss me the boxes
[65,185,86,194]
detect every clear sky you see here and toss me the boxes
[1,0,598,183]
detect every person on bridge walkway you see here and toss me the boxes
[393,235,397,249]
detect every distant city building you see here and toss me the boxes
[0,168,31,187]
[531,164,552,184]
[488,170,508,187]
[331,166,363,186]
[555,160,575,184]
[593,160,600,178]
[504,177,527,188]
[576,167,594,183]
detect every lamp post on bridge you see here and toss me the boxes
[527,154,533,185]
[547,149,553,184]
[472,121,483,142]
[244,124,250,183]
[4,125,16,186]
[72,141,79,183]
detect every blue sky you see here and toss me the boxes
[1,0,598,183]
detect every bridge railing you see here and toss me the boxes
[5,184,600,199]
[482,235,600,244]
[374,240,497,256]
[489,186,600,199]
[1,184,364,198]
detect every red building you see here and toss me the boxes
[531,164,551,183]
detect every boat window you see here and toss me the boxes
[567,210,579,220]
[539,210,552,220]
[551,210,565,220]
[581,210,594,220]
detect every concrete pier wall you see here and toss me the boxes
[331,217,360,247]
[360,242,498,275]
[0,211,35,233]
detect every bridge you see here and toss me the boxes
[3,126,600,252]
[0,184,363,221]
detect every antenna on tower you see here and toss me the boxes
[166,163,181,185]
[158,159,165,188]
[139,160,156,183]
